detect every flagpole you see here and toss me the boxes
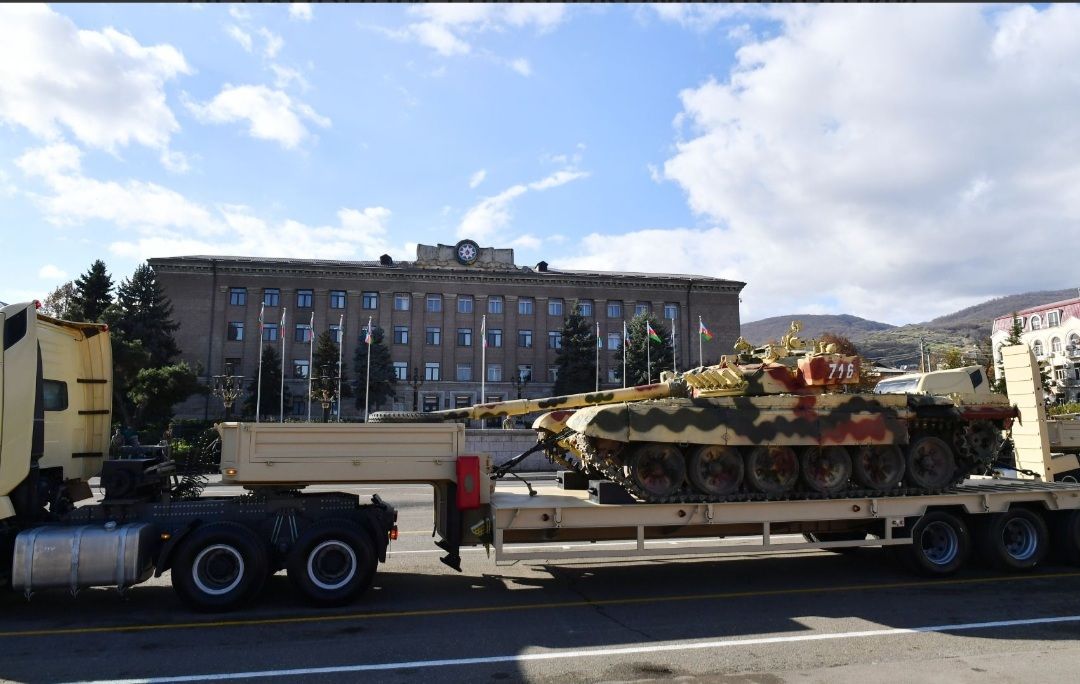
[336,314,344,421]
[480,314,487,415]
[646,319,652,385]
[364,316,372,421]
[595,321,600,391]
[671,317,677,374]
[622,320,627,388]
[698,315,703,368]
[307,311,314,422]
[279,307,286,422]
[255,302,265,422]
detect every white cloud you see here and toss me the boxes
[0,4,190,155]
[228,5,250,21]
[185,84,330,149]
[226,24,252,52]
[257,27,284,59]
[288,3,312,22]
[458,168,588,241]
[508,58,532,77]
[468,169,487,189]
[15,142,400,262]
[270,64,310,91]
[625,3,1080,324]
[646,3,770,32]
[38,264,67,280]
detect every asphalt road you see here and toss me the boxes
[3,480,1080,683]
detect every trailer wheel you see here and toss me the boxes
[976,509,1048,572]
[287,519,377,607]
[897,511,970,576]
[1052,510,1080,565]
[171,522,269,612]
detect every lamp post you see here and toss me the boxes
[311,363,339,423]
[513,370,530,400]
[211,363,244,421]
[410,366,422,412]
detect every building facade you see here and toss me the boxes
[991,296,1080,403]
[150,241,745,419]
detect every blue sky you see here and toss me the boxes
[2,4,1079,325]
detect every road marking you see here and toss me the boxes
[65,613,1080,683]
[3,571,1079,639]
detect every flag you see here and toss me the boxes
[364,318,373,344]
[258,302,265,331]
[647,321,662,343]
[597,322,602,348]
[308,312,314,342]
[279,307,286,327]
[623,320,629,344]
[699,319,713,341]
[481,315,487,348]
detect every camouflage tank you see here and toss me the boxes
[371,322,1016,503]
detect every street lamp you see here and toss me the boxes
[310,363,339,423]
[513,370,530,400]
[410,366,422,412]
[211,363,244,421]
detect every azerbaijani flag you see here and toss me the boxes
[646,322,662,343]
[596,322,602,348]
[699,318,713,341]
[364,317,372,344]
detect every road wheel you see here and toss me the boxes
[905,435,957,490]
[171,522,268,612]
[745,446,799,496]
[852,445,905,490]
[800,446,852,495]
[1052,510,1080,566]
[686,445,743,497]
[895,511,970,576]
[287,519,377,607]
[976,509,1048,572]
[626,443,686,499]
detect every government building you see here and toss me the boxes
[150,241,745,420]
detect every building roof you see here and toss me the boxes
[991,296,1080,333]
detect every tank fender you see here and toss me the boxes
[153,520,200,577]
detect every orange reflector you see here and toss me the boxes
[390,526,399,541]
[160,533,171,541]
[224,468,238,476]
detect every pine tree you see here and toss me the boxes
[614,313,673,386]
[553,302,597,395]
[310,330,351,420]
[354,326,397,412]
[109,264,181,366]
[241,345,291,420]
[1005,313,1023,346]
[73,259,114,322]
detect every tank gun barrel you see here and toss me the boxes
[430,379,686,421]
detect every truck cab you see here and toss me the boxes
[873,365,996,401]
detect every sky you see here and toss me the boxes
[2,3,1079,325]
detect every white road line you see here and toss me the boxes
[67,614,1080,684]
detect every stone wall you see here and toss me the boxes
[464,428,554,471]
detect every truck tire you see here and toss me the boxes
[976,509,1048,572]
[1052,510,1080,566]
[895,511,970,576]
[287,519,377,607]
[171,522,269,612]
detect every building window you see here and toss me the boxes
[579,300,593,317]
[224,357,242,375]
[608,368,619,383]
[1070,334,1080,351]
[329,290,346,309]
[295,324,312,343]
[1052,337,1062,354]
[635,303,649,316]
[422,395,439,412]
[329,324,341,343]
[263,288,280,307]
[607,301,622,318]
[608,332,621,350]
[518,298,534,315]
[394,293,410,311]
[425,362,440,381]
[229,288,247,306]
[1031,315,1042,331]
[487,364,502,382]
[518,329,533,348]
[393,326,409,344]
[548,298,564,316]
[487,328,503,348]
[517,364,532,382]
[227,321,244,341]
[362,291,378,309]
[393,361,408,380]
[456,364,472,381]
[262,323,278,342]
[548,366,559,382]
[297,289,313,308]
[293,359,310,379]
[548,331,562,349]
[457,328,472,346]
[664,303,678,320]
[458,296,474,314]
[455,395,472,409]
[1033,340,1044,357]
[426,294,442,313]
[488,296,504,314]
[426,327,441,345]
[1048,311,1060,327]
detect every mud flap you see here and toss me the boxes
[434,483,463,572]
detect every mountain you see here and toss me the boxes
[921,288,1079,336]
[740,314,894,347]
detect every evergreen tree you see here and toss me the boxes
[614,313,673,386]
[40,281,79,319]
[127,362,205,429]
[1005,313,1024,346]
[109,264,180,366]
[73,259,114,322]
[241,345,291,420]
[553,302,598,395]
[310,330,351,420]
[353,326,397,413]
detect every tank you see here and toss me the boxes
[371,322,1017,503]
